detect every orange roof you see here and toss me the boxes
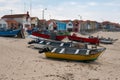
[102,21,110,24]
[2,14,29,18]
[60,20,71,23]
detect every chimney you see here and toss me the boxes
[26,11,30,21]
[27,11,29,15]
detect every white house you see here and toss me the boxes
[66,21,73,31]
[31,17,39,27]
[47,20,57,31]
[66,21,73,28]
[0,19,8,29]
[48,22,54,30]
[1,12,31,30]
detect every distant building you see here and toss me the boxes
[56,21,66,31]
[39,19,48,30]
[62,20,73,32]
[102,21,110,29]
[2,12,31,30]
[102,21,120,31]
[66,21,73,31]
[80,20,100,32]
[73,20,81,32]
[31,17,39,28]
[47,19,57,31]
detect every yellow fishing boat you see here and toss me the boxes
[39,46,106,61]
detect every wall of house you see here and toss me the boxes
[0,19,8,29]
[15,17,31,29]
[66,22,73,28]
[2,17,25,25]
[48,22,54,30]
[73,21,80,32]
[79,22,84,31]
[14,18,24,24]
[66,22,73,31]
[7,21,19,29]
[56,22,66,31]
[31,18,38,27]
[81,21,98,32]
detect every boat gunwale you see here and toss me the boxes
[45,46,106,56]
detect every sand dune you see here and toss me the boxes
[0,31,120,80]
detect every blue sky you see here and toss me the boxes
[0,0,120,23]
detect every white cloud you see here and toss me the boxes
[87,2,98,6]
[104,3,115,6]
[103,2,120,7]
[0,0,19,3]
[0,0,120,23]
[46,2,120,23]
[0,0,5,2]
[69,2,77,5]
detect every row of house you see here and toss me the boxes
[43,20,120,32]
[0,12,120,32]
[46,20,102,32]
[102,21,120,31]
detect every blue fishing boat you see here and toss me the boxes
[0,28,21,37]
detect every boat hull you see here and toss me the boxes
[100,40,113,44]
[32,32,50,39]
[68,35,99,44]
[45,52,102,61]
[32,32,99,44]
[56,35,67,41]
[0,29,21,37]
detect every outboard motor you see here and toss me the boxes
[28,38,40,44]
[39,47,50,53]
[28,40,36,44]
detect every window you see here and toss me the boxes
[3,24,6,28]
[68,23,72,26]
[0,24,2,28]
[75,22,79,26]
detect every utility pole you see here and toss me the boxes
[30,0,32,16]
[49,14,51,20]
[78,15,82,20]
[10,9,13,15]
[42,8,47,19]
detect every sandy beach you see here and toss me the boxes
[0,31,120,80]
